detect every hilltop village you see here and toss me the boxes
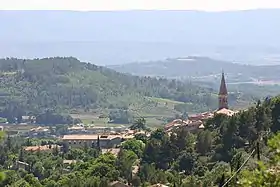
[165,72,237,132]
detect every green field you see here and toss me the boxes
[69,97,182,128]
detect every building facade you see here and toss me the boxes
[61,134,124,149]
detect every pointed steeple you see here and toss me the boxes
[219,71,228,96]
[97,135,101,151]
[218,71,228,109]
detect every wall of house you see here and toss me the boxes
[63,138,123,149]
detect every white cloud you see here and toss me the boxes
[1,0,280,11]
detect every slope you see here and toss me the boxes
[0,57,221,125]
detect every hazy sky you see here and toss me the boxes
[1,0,280,11]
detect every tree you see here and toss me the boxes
[177,151,197,175]
[130,118,147,131]
[36,110,73,125]
[117,149,137,183]
[131,176,141,187]
[170,128,196,157]
[270,97,280,133]
[238,133,280,186]
[121,139,145,158]
[109,110,132,124]
[0,131,5,182]
[139,163,157,183]
[196,130,212,155]
[89,153,120,181]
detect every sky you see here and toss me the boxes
[1,0,280,11]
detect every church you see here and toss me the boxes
[215,71,236,116]
[165,72,237,132]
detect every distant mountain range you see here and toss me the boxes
[108,56,280,83]
[1,9,280,65]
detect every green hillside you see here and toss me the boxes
[0,57,223,125]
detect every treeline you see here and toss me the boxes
[1,95,280,186]
[0,57,217,123]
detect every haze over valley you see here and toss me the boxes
[1,9,280,65]
[109,56,280,83]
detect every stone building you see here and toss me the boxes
[61,134,124,149]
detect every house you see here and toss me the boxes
[24,145,61,152]
[63,160,78,165]
[22,116,36,123]
[164,119,192,132]
[62,160,82,168]
[101,148,121,156]
[109,181,130,187]
[215,108,237,116]
[68,126,86,134]
[29,126,49,132]
[86,126,127,134]
[28,126,51,137]
[61,134,125,149]
[188,112,214,121]
[149,184,169,187]
[165,119,205,132]
[14,161,29,170]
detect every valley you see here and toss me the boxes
[2,8,280,187]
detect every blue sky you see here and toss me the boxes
[1,0,280,11]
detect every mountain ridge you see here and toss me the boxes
[108,56,280,82]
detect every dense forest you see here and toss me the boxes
[1,94,280,186]
[0,57,221,123]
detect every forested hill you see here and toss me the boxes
[0,57,219,120]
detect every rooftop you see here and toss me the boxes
[24,145,61,151]
[165,119,191,130]
[30,126,49,132]
[188,112,214,120]
[62,134,123,140]
[68,126,85,130]
[219,72,228,95]
[216,108,237,116]
[101,148,121,156]
[63,160,79,165]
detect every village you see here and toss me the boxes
[0,72,236,151]
[0,72,270,187]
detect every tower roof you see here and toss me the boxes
[219,72,228,95]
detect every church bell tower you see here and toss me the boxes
[218,71,228,110]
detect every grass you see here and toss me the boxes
[147,97,185,105]
[70,96,182,128]
[78,115,165,128]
